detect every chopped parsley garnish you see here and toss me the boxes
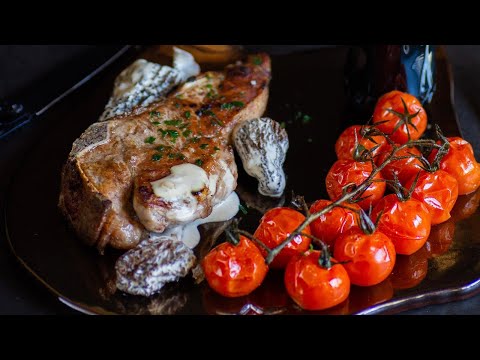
[152,153,162,161]
[167,130,179,143]
[145,136,156,144]
[195,159,203,166]
[179,123,190,129]
[213,146,220,152]
[156,145,165,152]
[252,56,262,65]
[190,136,200,143]
[212,118,225,127]
[207,90,216,99]
[164,119,182,127]
[151,121,161,126]
[302,114,312,124]
[167,152,186,160]
[239,204,248,215]
[200,143,209,149]
[175,94,183,99]
[184,111,191,119]
[295,111,312,124]
[220,101,244,110]
[182,129,192,137]
[203,110,225,127]
[149,111,161,117]
[206,84,213,89]
[175,103,180,108]
[159,129,179,142]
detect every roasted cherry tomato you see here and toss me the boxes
[333,227,396,286]
[202,236,268,298]
[348,279,394,314]
[335,125,387,161]
[254,207,311,269]
[428,137,480,195]
[284,250,350,311]
[389,246,429,290]
[404,170,459,225]
[424,220,455,258]
[451,188,480,222]
[325,159,386,210]
[371,194,431,255]
[372,90,427,144]
[376,144,423,184]
[309,199,360,247]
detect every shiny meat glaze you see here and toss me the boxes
[58,54,271,251]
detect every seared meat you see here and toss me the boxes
[59,53,271,251]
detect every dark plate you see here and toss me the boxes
[4,46,480,315]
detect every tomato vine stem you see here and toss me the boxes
[232,131,445,267]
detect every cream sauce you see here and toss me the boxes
[153,192,240,249]
[150,163,208,201]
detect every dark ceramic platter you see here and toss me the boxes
[4,46,480,315]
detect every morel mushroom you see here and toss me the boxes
[115,238,196,297]
[233,117,289,198]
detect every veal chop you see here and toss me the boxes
[59,53,271,252]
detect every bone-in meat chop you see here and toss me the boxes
[58,53,271,252]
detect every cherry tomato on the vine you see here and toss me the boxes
[376,144,423,184]
[372,90,427,144]
[202,236,268,298]
[335,125,387,161]
[404,170,459,225]
[326,159,386,210]
[428,137,480,195]
[254,207,311,269]
[309,199,360,247]
[371,194,431,255]
[284,250,350,311]
[334,227,396,286]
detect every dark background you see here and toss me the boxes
[1,45,479,315]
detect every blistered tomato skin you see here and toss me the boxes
[404,170,459,225]
[371,194,432,255]
[254,207,311,269]
[325,159,386,210]
[202,236,268,298]
[334,227,396,286]
[309,200,360,247]
[372,90,427,144]
[428,137,480,195]
[284,251,350,311]
[376,144,423,184]
[335,125,387,161]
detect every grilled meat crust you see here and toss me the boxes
[59,54,271,252]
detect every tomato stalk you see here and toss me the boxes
[264,138,440,265]
[232,129,445,268]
